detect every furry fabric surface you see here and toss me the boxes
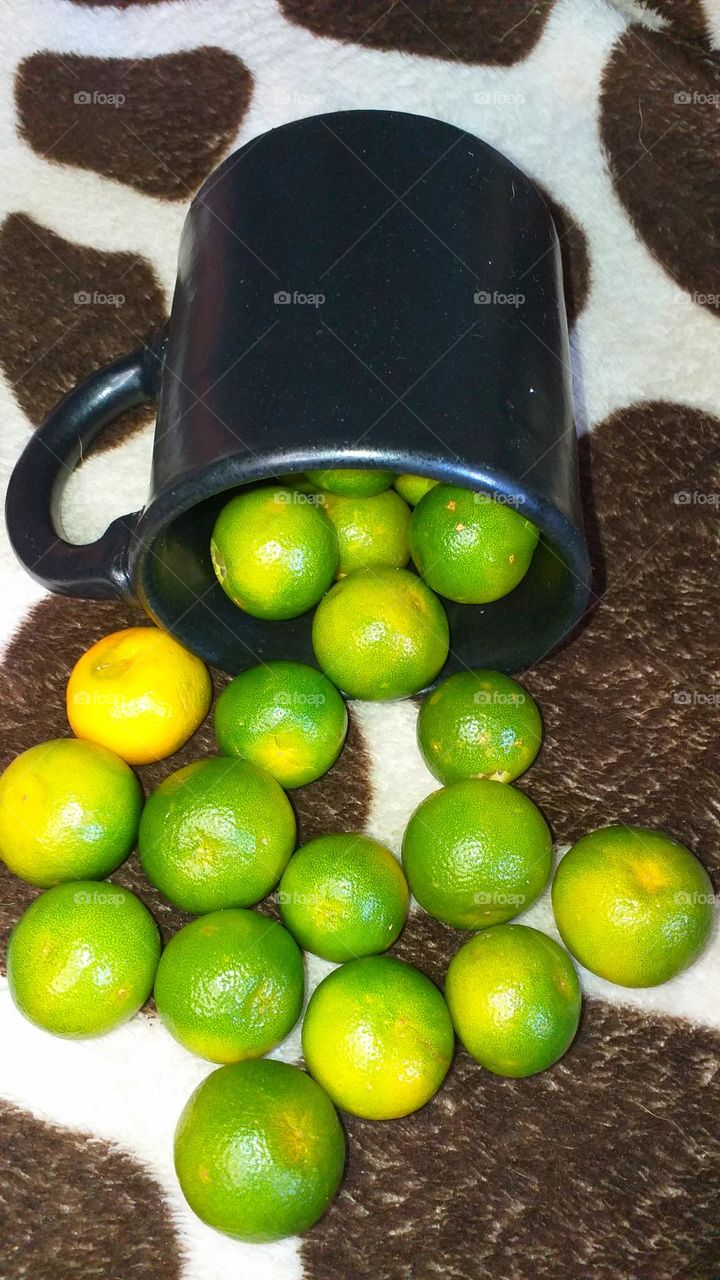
[0,2,718,1278]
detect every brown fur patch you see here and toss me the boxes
[0,214,165,452]
[600,27,720,315]
[16,49,252,200]
[541,194,592,326]
[302,986,720,1279]
[635,0,711,43]
[279,0,558,66]
[0,1101,180,1279]
[522,402,720,880]
[0,595,373,963]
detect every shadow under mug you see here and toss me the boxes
[6,109,590,680]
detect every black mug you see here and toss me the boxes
[6,109,590,678]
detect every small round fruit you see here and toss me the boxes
[445,924,581,1076]
[312,567,449,700]
[302,956,454,1119]
[552,826,715,987]
[417,669,542,785]
[215,661,347,789]
[7,881,160,1037]
[393,474,439,506]
[210,487,338,620]
[175,1059,345,1242]
[322,489,411,577]
[138,757,296,913]
[305,468,394,497]
[154,909,304,1063]
[402,778,552,929]
[279,834,409,961]
[67,627,211,765]
[409,485,540,603]
[0,739,141,887]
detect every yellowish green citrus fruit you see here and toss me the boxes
[322,489,411,577]
[409,485,540,603]
[138,757,296,912]
[552,826,715,987]
[67,627,212,765]
[7,880,160,1037]
[402,778,552,929]
[278,834,409,961]
[417,669,542,785]
[445,924,581,1076]
[305,468,394,497]
[312,567,449,700]
[0,739,141,887]
[302,956,454,1119]
[174,1059,345,1241]
[393,474,439,506]
[214,661,347,789]
[154,908,304,1063]
[211,487,338,619]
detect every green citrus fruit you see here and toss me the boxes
[402,778,552,929]
[0,739,142,887]
[215,661,347,789]
[417,669,542,785]
[7,880,160,1037]
[302,956,454,1119]
[138,757,296,913]
[154,908,304,1063]
[210,486,338,619]
[445,924,581,1076]
[175,1059,345,1241]
[409,485,540,603]
[393,474,439,506]
[552,826,715,987]
[322,489,411,577]
[278,834,409,961]
[305,468,394,497]
[312,566,449,700]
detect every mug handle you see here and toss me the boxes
[5,342,161,600]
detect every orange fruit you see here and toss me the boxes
[214,661,347,789]
[175,1059,345,1241]
[210,486,338,619]
[278,833,409,961]
[305,468,394,497]
[301,956,454,1119]
[138,757,296,912]
[312,566,449,700]
[417,669,542,784]
[322,489,411,577]
[0,738,141,887]
[409,484,540,603]
[67,627,211,765]
[552,825,715,987]
[7,880,160,1037]
[154,908,304,1063]
[393,474,439,506]
[445,924,581,1076]
[401,778,552,929]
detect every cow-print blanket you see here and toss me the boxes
[0,2,719,1277]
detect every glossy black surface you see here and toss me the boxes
[6,110,590,678]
